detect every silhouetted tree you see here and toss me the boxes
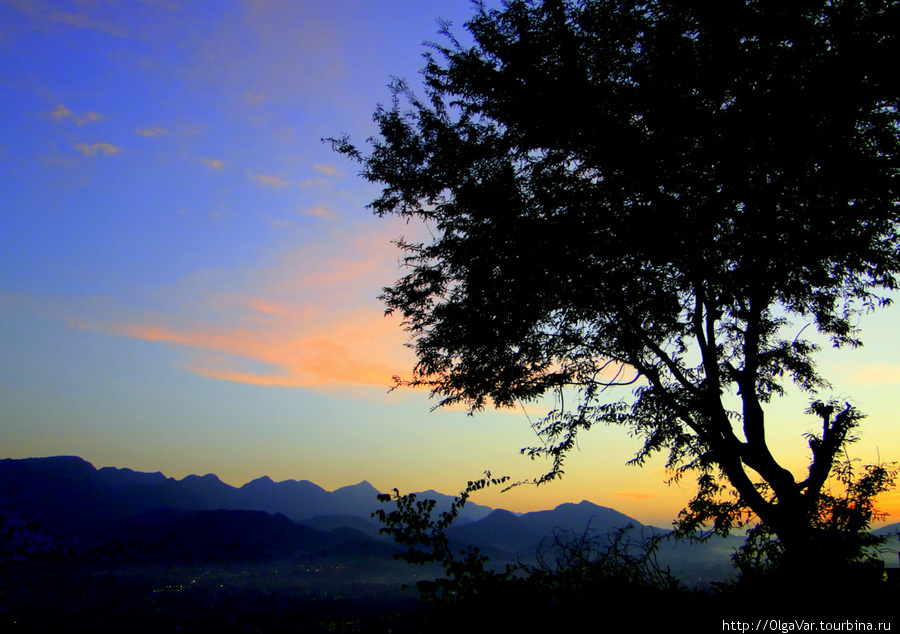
[373,475,690,627]
[333,0,900,584]
[374,473,514,603]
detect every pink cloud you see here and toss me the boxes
[301,205,340,221]
[74,142,121,156]
[313,163,338,175]
[63,220,429,390]
[51,104,106,125]
[201,158,225,170]
[244,297,290,316]
[117,306,412,388]
[135,127,170,137]
[299,177,329,188]
[252,173,289,188]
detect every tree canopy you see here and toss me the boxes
[332,0,900,579]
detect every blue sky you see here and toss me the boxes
[2,0,899,526]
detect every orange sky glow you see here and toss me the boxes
[2,0,899,529]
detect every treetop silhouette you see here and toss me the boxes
[332,0,900,580]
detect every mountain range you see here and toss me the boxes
[0,455,754,585]
[1,455,491,534]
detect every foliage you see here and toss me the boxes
[373,474,685,613]
[533,522,679,595]
[373,473,518,603]
[732,456,898,582]
[335,0,900,574]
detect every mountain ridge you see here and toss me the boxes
[0,455,500,534]
[4,455,650,527]
[0,455,748,586]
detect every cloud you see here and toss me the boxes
[181,0,348,110]
[313,163,338,176]
[136,0,181,10]
[50,104,71,120]
[9,2,127,37]
[243,91,265,105]
[135,127,170,137]
[117,307,409,388]
[252,173,289,188]
[51,104,105,126]
[299,177,329,189]
[4,0,176,39]
[201,158,225,170]
[614,491,659,500]
[301,205,340,221]
[275,127,296,142]
[269,218,297,229]
[244,297,290,316]
[100,300,410,390]
[298,164,340,189]
[59,220,426,390]
[73,142,121,156]
[855,364,900,385]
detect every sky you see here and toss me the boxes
[2,0,899,528]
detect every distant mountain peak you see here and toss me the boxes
[8,455,97,480]
[183,473,223,483]
[334,480,379,493]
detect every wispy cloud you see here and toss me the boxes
[51,104,105,126]
[56,221,423,390]
[243,91,265,105]
[614,491,659,500]
[275,127,296,142]
[201,158,225,170]
[252,173,289,188]
[301,205,340,221]
[74,142,121,156]
[4,0,173,39]
[269,218,297,229]
[299,177,329,189]
[855,364,900,385]
[313,163,338,176]
[181,0,348,111]
[243,297,290,317]
[298,163,340,189]
[112,306,408,388]
[135,126,170,137]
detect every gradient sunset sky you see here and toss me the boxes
[2,0,899,527]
